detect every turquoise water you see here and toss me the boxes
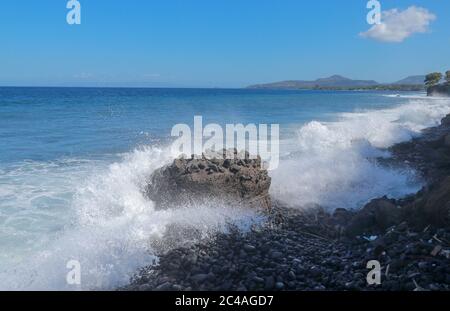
[1,87,450,290]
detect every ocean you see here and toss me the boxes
[1,87,449,290]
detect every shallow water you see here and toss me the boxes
[0,87,449,290]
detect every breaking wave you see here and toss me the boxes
[0,148,263,290]
[1,96,450,290]
[271,98,450,209]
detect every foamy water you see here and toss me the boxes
[0,88,449,290]
[0,147,263,290]
[271,98,450,209]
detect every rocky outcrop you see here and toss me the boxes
[392,114,450,229]
[389,114,450,182]
[146,150,271,211]
[340,188,450,237]
[343,114,450,236]
[344,197,402,237]
[427,84,450,97]
[403,177,450,229]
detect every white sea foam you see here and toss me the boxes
[1,96,449,290]
[0,147,262,290]
[270,98,450,209]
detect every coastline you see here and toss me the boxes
[122,114,450,291]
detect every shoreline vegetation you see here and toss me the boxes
[123,113,450,291]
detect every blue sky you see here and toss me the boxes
[0,0,449,87]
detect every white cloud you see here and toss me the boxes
[360,6,436,43]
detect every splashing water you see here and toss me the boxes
[270,98,450,209]
[0,90,449,290]
[0,147,263,290]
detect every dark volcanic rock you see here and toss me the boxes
[442,115,450,126]
[122,205,450,292]
[345,197,401,236]
[385,114,450,229]
[146,150,271,211]
[389,115,450,181]
[427,84,450,97]
[403,177,450,229]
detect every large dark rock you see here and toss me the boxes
[389,114,450,181]
[427,84,450,97]
[146,150,272,211]
[402,177,450,229]
[383,114,450,230]
[441,115,450,126]
[345,197,401,236]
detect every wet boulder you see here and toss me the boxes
[403,177,450,229]
[345,197,402,237]
[145,150,272,211]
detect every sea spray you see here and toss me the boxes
[0,146,263,290]
[1,94,450,290]
[270,98,450,210]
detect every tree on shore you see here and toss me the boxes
[425,72,443,87]
[446,71,450,85]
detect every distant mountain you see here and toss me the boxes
[312,75,379,87]
[393,75,425,85]
[247,74,425,90]
[247,75,379,89]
